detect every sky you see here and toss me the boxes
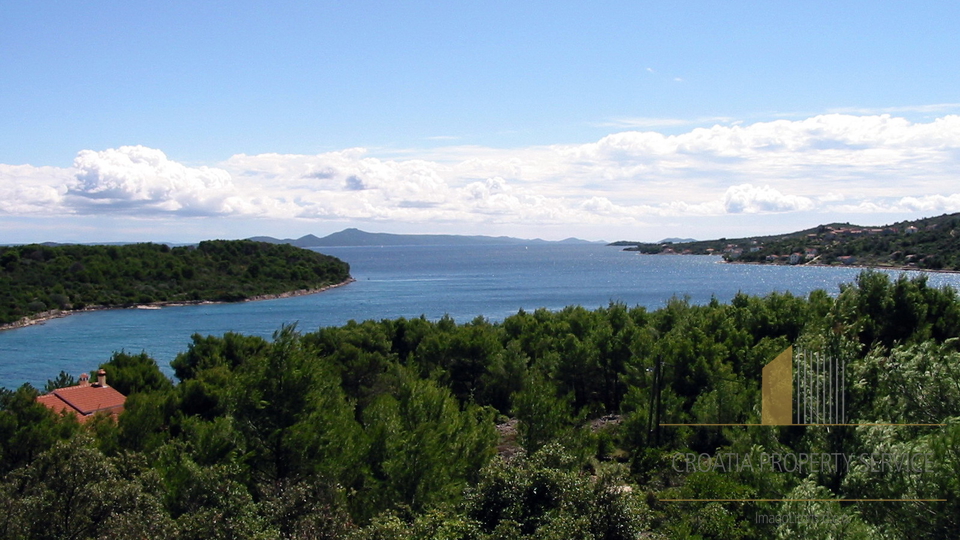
[3,1,960,244]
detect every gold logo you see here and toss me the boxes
[761,346,793,425]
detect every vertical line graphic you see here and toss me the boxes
[791,344,846,425]
[841,351,846,423]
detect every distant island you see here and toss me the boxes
[613,212,960,271]
[0,240,351,328]
[249,228,603,247]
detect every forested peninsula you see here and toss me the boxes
[2,271,959,538]
[615,211,960,271]
[0,240,351,327]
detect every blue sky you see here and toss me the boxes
[3,1,960,243]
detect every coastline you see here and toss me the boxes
[0,277,356,332]
[720,258,960,275]
[625,251,960,275]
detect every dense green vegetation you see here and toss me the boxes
[2,270,960,538]
[616,212,960,270]
[0,240,351,325]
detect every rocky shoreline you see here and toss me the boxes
[0,277,356,332]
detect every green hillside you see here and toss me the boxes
[615,213,960,270]
[0,240,351,325]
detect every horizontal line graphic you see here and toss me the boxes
[659,423,946,427]
[660,499,947,502]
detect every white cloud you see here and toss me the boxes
[828,103,960,115]
[596,117,694,129]
[0,164,70,214]
[68,146,254,216]
[595,116,735,129]
[3,113,960,233]
[827,194,960,215]
[720,184,814,213]
[817,192,846,203]
[897,194,960,213]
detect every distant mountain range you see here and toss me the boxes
[249,228,604,247]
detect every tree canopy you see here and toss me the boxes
[0,240,350,325]
[1,270,958,538]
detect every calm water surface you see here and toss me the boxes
[3,244,959,388]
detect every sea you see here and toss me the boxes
[4,243,960,389]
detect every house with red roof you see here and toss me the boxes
[36,369,126,423]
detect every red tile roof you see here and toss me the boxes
[36,393,74,416]
[37,383,126,422]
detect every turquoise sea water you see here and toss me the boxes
[3,244,960,389]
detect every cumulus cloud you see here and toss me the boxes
[721,184,815,213]
[3,113,960,230]
[67,146,252,216]
[898,194,960,213]
[0,164,71,214]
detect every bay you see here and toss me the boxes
[3,244,959,389]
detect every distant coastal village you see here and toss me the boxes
[701,224,914,265]
[615,212,960,271]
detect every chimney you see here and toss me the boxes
[78,373,90,387]
[96,369,107,387]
